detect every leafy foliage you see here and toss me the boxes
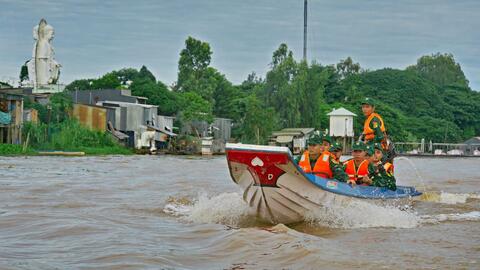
[407,53,469,88]
[178,92,213,123]
[64,38,478,144]
[23,120,131,155]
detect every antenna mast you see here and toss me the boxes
[303,0,307,61]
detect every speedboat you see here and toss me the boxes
[226,143,422,224]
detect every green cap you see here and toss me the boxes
[372,143,383,151]
[330,142,343,152]
[307,134,322,145]
[322,133,332,144]
[361,97,375,106]
[365,144,375,156]
[352,141,367,151]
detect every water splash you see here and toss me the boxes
[163,192,252,225]
[164,192,480,229]
[304,199,420,229]
[395,156,428,192]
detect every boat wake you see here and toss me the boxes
[420,191,480,204]
[304,199,420,229]
[163,192,480,229]
[420,211,480,224]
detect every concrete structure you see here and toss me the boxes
[463,137,480,155]
[67,88,178,150]
[201,137,213,155]
[25,19,63,93]
[327,107,356,137]
[182,118,232,140]
[269,128,315,154]
[181,118,232,153]
[0,92,24,144]
[327,107,357,153]
[69,89,147,105]
[95,100,177,149]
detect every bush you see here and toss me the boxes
[22,120,132,155]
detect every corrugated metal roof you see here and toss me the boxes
[100,100,158,108]
[276,135,293,143]
[272,128,314,137]
[147,125,177,137]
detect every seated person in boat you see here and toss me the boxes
[343,141,373,185]
[296,134,348,182]
[329,142,343,162]
[320,133,332,152]
[367,143,397,190]
[329,142,349,182]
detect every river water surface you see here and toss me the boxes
[0,155,479,269]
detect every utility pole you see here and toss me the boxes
[303,0,308,61]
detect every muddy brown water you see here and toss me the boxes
[0,155,479,269]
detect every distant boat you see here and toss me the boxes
[226,143,421,224]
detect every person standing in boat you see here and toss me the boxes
[296,134,348,182]
[360,97,395,163]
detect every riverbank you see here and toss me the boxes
[0,143,133,156]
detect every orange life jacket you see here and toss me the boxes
[344,159,369,183]
[384,162,394,174]
[298,151,333,178]
[330,152,340,163]
[363,112,386,141]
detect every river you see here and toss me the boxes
[0,155,479,269]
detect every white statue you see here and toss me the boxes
[26,19,61,87]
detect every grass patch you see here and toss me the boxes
[18,120,133,156]
[0,144,35,156]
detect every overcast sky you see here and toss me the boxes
[1,0,478,90]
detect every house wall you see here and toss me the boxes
[0,95,23,144]
[72,104,107,131]
[157,115,174,130]
[329,115,354,137]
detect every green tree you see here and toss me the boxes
[91,72,121,89]
[263,43,300,127]
[176,37,213,99]
[407,53,469,89]
[130,78,178,115]
[111,68,140,85]
[179,92,213,123]
[138,65,156,82]
[234,94,279,144]
[20,63,29,82]
[65,79,92,91]
[336,57,361,79]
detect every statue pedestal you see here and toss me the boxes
[33,84,65,94]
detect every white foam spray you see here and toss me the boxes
[304,199,420,229]
[164,192,480,229]
[163,192,252,225]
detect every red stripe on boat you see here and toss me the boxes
[227,150,288,187]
